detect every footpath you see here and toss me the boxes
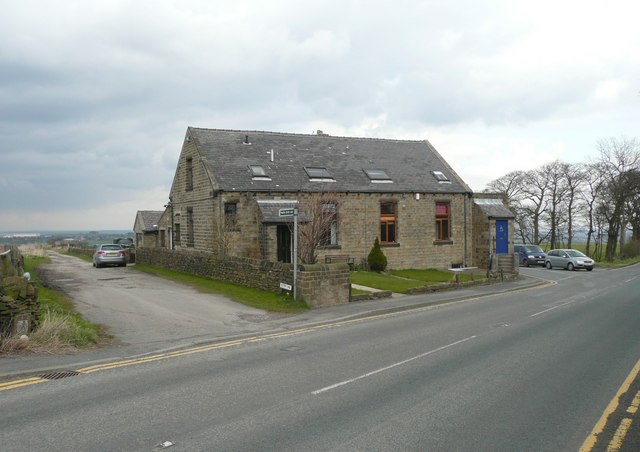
[0,275,543,381]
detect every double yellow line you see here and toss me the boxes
[0,314,390,393]
[581,359,640,451]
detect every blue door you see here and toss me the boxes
[496,220,508,254]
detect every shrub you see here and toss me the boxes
[367,237,388,272]
[621,240,640,259]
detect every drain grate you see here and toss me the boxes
[39,370,82,380]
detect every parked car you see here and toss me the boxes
[93,244,127,268]
[545,249,594,271]
[514,244,546,267]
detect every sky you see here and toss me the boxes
[1,0,638,231]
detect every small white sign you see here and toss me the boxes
[279,208,295,217]
[279,282,292,291]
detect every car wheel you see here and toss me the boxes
[567,262,574,271]
[525,260,530,267]
[545,261,552,269]
[587,267,593,271]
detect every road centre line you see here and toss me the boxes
[580,359,640,451]
[530,300,578,317]
[312,336,476,395]
[1,277,553,392]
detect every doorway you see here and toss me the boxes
[277,225,292,263]
[495,219,509,254]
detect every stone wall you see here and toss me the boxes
[297,263,350,308]
[136,247,292,293]
[136,247,351,308]
[0,247,39,336]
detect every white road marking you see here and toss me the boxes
[530,300,577,317]
[312,336,476,395]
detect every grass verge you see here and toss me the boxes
[0,256,107,355]
[351,268,484,294]
[390,268,478,283]
[350,271,429,294]
[133,264,308,313]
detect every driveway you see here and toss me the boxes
[39,252,279,353]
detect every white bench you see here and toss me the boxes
[448,267,478,284]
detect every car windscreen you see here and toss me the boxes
[524,245,544,253]
[101,245,122,251]
[566,250,586,257]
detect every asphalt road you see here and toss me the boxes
[39,252,279,351]
[1,263,639,451]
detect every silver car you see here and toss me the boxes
[93,244,127,268]
[545,249,594,271]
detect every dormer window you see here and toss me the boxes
[364,169,392,183]
[304,167,335,182]
[249,165,271,181]
[432,171,451,184]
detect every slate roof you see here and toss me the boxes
[473,198,514,218]
[256,200,308,223]
[137,210,164,232]
[186,128,472,194]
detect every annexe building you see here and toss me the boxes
[155,127,478,270]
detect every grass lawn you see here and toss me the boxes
[350,271,435,294]
[133,264,308,313]
[390,268,477,283]
[351,268,483,294]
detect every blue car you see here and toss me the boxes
[514,244,546,267]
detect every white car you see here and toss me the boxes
[545,249,594,271]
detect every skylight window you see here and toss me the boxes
[432,171,451,184]
[249,165,271,180]
[364,169,392,183]
[304,167,335,182]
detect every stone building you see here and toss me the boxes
[133,210,164,248]
[472,194,517,273]
[154,127,484,270]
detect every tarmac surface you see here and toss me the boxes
[0,273,542,381]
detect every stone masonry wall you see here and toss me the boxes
[0,246,39,336]
[217,192,473,270]
[137,247,292,293]
[297,263,350,308]
[136,247,351,308]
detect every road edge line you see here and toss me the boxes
[580,358,640,451]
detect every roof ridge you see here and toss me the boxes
[189,127,428,144]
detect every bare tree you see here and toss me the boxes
[519,168,550,245]
[561,162,587,249]
[484,171,529,241]
[293,192,340,264]
[596,137,640,261]
[542,160,570,249]
[625,169,640,242]
[580,162,607,256]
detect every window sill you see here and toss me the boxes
[381,243,400,248]
[433,240,453,245]
[318,245,341,250]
